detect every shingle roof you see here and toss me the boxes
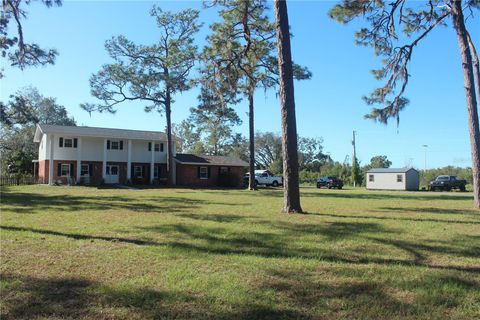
[367,167,417,173]
[174,154,248,167]
[35,124,170,142]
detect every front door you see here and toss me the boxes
[105,165,119,184]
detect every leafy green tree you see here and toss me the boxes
[0,87,76,174]
[81,7,201,185]
[255,131,329,173]
[255,132,283,170]
[298,137,330,171]
[172,120,203,155]
[366,155,392,170]
[329,0,480,208]
[1,0,61,77]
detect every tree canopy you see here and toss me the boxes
[1,0,61,78]
[0,87,75,174]
[82,6,202,184]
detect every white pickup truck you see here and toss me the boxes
[244,170,283,187]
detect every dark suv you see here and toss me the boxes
[317,176,344,189]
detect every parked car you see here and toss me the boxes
[244,170,283,187]
[317,176,344,189]
[429,175,466,191]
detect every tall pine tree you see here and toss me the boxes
[81,7,201,185]
[330,0,480,208]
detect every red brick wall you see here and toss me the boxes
[52,160,77,184]
[88,162,103,185]
[176,164,245,188]
[38,160,48,184]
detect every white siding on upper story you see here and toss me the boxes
[38,134,48,160]
[39,134,170,163]
[81,137,104,161]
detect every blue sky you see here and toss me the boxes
[1,0,478,169]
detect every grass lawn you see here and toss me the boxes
[1,185,479,319]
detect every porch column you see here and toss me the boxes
[48,134,54,185]
[127,139,132,183]
[103,138,107,181]
[150,141,155,184]
[76,137,82,184]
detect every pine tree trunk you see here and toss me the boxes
[274,0,302,213]
[165,88,174,186]
[248,88,256,190]
[451,0,480,208]
[466,32,480,107]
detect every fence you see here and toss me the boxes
[0,175,36,186]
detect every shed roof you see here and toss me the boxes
[174,154,248,167]
[367,167,417,174]
[34,124,171,142]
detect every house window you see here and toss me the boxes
[151,143,163,152]
[61,164,70,177]
[397,174,403,182]
[107,140,123,150]
[81,164,89,176]
[154,166,159,178]
[369,174,374,182]
[220,167,229,174]
[59,137,77,148]
[199,167,208,179]
[134,166,143,178]
[64,138,73,148]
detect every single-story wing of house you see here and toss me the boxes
[33,124,247,187]
[366,167,419,191]
[174,154,248,187]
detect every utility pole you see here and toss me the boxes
[422,144,428,186]
[352,130,357,187]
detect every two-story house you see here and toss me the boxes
[34,124,172,185]
[33,124,247,187]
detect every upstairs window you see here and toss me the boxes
[59,137,77,148]
[149,143,164,152]
[107,140,123,150]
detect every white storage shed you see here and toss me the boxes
[366,168,419,191]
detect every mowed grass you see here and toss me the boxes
[0,185,479,320]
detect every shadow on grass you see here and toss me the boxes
[307,211,480,225]
[3,221,478,273]
[0,191,243,214]
[258,268,479,319]
[240,189,474,202]
[0,273,310,320]
[378,206,478,216]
